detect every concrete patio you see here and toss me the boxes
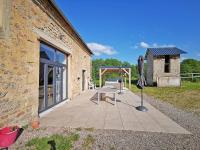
[40,90,190,134]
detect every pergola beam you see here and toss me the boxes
[122,68,129,75]
[99,67,132,89]
[101,69,107,76]
[99,69,102,87]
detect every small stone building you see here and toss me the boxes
[0,0,93,127]
[145,47,186,87]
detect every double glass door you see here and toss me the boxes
[39,43,67,113]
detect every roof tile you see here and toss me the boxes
[146,47,187,57]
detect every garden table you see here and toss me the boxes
[97,87,117,105]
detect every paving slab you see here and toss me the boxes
[40,89,190,134]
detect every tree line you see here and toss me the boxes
[181,59,200,73]
[92,58,200,83]
[92,58,137,83]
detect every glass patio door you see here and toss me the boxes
[39,42,67,113]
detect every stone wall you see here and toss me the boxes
[0,0,92,127]
[153,55,180,83]
[157,76,181,87]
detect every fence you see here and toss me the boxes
[181,73,200,81]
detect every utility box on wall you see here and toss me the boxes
[145,47,187,87]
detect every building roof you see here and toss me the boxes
[49,0,93,55]
[146,47,187,58]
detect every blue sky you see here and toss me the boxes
[55,0,200,64]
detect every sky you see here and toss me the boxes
[55,0,200,64]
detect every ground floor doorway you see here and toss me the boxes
[39,42,68,113]
[82,70,86,91]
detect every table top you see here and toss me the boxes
[97,87,118,93]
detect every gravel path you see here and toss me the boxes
[10,95,200,150]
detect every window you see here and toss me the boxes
[40,43,67,64]
[56,51,66,64]
[164,55,170,73]
[40,44,55,61]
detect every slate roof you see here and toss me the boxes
[145,47,187,57]
[145,47,187,58]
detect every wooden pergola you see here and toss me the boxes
[99,66,131,89]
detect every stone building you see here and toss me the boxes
[145,47,186,87]
[0,0,93,127]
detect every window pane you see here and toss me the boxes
[40,43,55,61]
[56,51,66,64]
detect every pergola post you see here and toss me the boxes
[129,68,131,89]
[99,68,102,88]
[125,77,126,88]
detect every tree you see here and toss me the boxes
[92,59,104,81]
[181,59,200,73]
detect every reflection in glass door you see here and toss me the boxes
[56,67,62,103]
[47,66,54,107]
[62,67,67,100]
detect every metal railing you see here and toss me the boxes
[181,73,200,80]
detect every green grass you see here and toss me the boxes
[22,124,29,130]
[84,127,95,132]
[75,127,82,131]
[25,133,79,150]
[82,135,95,150]
[110,146,116,150]
[131,81,200,115]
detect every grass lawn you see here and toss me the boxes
[25,133,79,150]
[131,81,200,115]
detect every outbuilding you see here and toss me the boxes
[145,47,186,87]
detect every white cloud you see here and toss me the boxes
[140,42,150,48]
[134,41,175,49]
[87,43,117,56]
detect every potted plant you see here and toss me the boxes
[31,116,40,129]
[0,126,19,148]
